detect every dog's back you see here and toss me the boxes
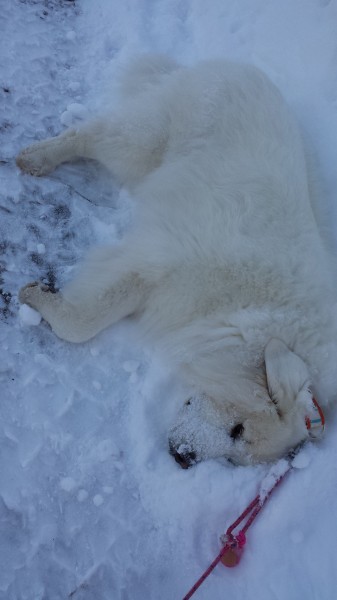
[120,60,336,348]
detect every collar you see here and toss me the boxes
[305,397,325,438]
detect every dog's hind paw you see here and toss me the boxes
[16,142,56,176]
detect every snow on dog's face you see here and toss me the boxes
[169,339,313,467]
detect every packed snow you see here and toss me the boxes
[1,1,337,599]
[18,304,42,327]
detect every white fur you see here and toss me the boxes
[17,55,337,466]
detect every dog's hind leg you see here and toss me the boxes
[19,265,150,343]
[16,127,88,177]
[16,92,170,187]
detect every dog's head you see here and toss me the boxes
[169,339,314,467]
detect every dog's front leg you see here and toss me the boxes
[19,273,149,343]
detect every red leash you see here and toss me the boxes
[182,396,325,600]
[182,463,291,600]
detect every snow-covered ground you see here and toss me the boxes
[2,1,337,599]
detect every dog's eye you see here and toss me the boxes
[185,398,192,406]
[230,423,244,440]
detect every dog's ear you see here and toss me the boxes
[264,339,311,414]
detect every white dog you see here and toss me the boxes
[17,55,337,467]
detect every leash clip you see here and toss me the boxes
[219,532,246,567]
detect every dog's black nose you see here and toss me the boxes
[172,450,196,469]
[169,440,197,469]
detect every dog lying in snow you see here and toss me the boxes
[17,55,337,467]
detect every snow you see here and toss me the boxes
[2,1,337,599]
[18,304,42,326]
[291,446,313,470]
[60,103,89,127]
[258,459,291,504]
[60,477,77,493]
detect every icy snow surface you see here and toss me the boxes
[2,1,337,599]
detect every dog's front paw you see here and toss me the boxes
[19,281,53,309]
[16,142,56,176]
